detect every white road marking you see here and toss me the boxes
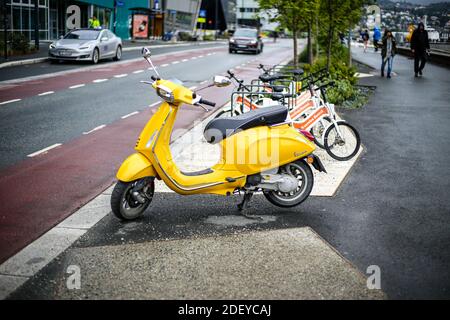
[207,53,212,56]
[189,86,197,90]
[69,84,85,89]
[114,74,128,78]
[27,143,62,157]
[161,63,169,67]
[149,101,161,108]
[198,55,204,58]
[147,67,154,70]
[182,59,188,62]
[172,61,180,64]
[1,45,226,86]
[133,70,144,74]
[38,91,54,96]
[0,98,21,105]
[93,79,108,83]
[191,57,197,60]
[121,111,139,119]
[83,124,106,135]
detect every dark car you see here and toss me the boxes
[229,28,263,54]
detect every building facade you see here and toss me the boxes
[235,0,278,31]
[1,0,155,41]
[236,0,259,28]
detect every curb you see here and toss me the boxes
[0,57,49,69]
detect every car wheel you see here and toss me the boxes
[113,45,122,61]
[92,48,99,64]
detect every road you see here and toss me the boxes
[1,39,450,299]
[0,42,226,82]
[0,42,261,170]
[0,39,294,267]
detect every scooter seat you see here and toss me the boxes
[204,105,288,144]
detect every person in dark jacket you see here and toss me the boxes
[410,22,430,77]
[381,29,397,78]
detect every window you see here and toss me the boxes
[12,7,21,29]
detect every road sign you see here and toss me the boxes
[198,17,206,23]
[199,10,206,18]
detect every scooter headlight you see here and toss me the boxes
[156,85,175,103]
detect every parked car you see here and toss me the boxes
[229,28,263,54]
[49,28,122,64]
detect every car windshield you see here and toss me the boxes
[234,29,257,38]
[64,30,100,40]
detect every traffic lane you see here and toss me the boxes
[0,44,292,264]
[0,42,289,169]
[0,42,227,82]
[0,46,227,103]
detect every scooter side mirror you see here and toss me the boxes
[142,47,151,58]
[213,75,232,87]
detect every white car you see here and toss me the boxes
[49,28,122,64]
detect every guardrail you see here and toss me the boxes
[397,46,450,68]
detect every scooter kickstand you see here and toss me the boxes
[237,192,263,221]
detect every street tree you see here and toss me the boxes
[320,0,370,70]
[258,0,319,67]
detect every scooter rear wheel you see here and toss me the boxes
[264,160,313,208]
[111,179,154,220]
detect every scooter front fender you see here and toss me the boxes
[116,153,158,182]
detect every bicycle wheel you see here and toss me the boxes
[310,117,332,149]
[324,121,361,161]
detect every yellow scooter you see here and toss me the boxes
[111,48,326,220]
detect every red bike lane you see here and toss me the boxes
[0,47,291,264]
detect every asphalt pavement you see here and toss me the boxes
[0,42,262,169]
[0,39,295,268]
[0,41,225,82]
[1,40,449,299]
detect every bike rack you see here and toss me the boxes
[230,83,293,116]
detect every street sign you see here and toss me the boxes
[199,10,206,18]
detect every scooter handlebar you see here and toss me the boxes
[199,98,216,107]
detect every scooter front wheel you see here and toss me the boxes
[111,179,154,220]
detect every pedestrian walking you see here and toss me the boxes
[381,29,397,78]
[410,22,430,77]
[361,29,370,52]
[373,26,381,52]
